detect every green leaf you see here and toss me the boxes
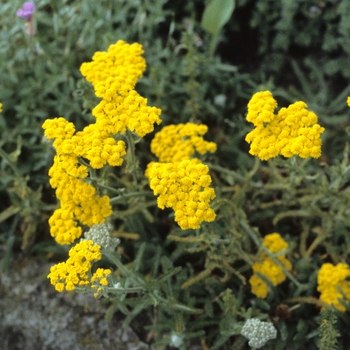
[201,0,235,36]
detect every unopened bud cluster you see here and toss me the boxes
[241,318,277,349]
[84,223,120,250]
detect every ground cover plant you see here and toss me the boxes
[1,0,350,349]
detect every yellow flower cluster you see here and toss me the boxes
[249,233,292,299]
[317,262,350,311]
[47,240,110,292]
[150,123,217,163]
[43,41,163,244]
[91,267,112,298]
[146,159,216,230]
[42,118,113,244]
[80,40,161,137]
[245,91,325,160]
[0,103,2,113]
[347,96,350,107]
[147,123,217,230]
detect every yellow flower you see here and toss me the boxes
[146,159,216,230]
[80,40,146,92]
[91,268,111,287]
[47,240,103,292]
[317,262,350,311]
[147,122,217,230]
[43,41,164,244]
[245,91,325,160]
[347,96,350,107]
[150,123,217,163]
[0,103,3,113]
[80,40,162,138]
[249,233,292,299]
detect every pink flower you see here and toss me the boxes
[16,2,35,21]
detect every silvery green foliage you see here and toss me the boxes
[84,223,120,250]
[241,318,277,349]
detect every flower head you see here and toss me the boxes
[150,123,217,163]
[47,240,103,292]
[241,318,277,349]
[245,91,325,160]
[249,233,292,298]
[146,159,216,230]
[16,2,35,20]
[84,223,120,250]
[317,263,350,311]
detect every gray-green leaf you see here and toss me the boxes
[201,0,235,36]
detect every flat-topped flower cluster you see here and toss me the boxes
[146,123,217,230]
[317,262,350,311]
[245,91,325,160]
[249,233,292,299]
[47,239,111,293]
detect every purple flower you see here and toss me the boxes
[16,2,35,20]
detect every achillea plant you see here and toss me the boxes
[43,41,165,294]
[44,40,217,303]
[40,35,350,349]
[42,41,162,245]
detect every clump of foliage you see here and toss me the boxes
[1,1,350,349]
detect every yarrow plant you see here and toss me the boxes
[42,41,162,245]
[43,40,217,301]
[40,36,350,348]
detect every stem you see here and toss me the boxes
[104,286,145,294]
[110,191,153,204]
[0,147,21,176]
[209,32,218,58]
[103,251,145,286]
[153,291,202,314]
[207,163,245,182]
[125,128,138,184]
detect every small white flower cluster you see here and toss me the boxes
[84,223,120,249]
[170,332,183,348]
[241,318,277,349]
